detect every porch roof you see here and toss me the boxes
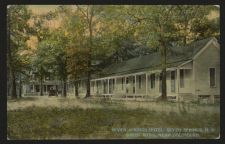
[98,37,214,78]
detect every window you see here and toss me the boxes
[96,81,99,93]
[103,80,107,93]
[109,79,115,93]
[133,76,135,93]
[138,75,142,89]
[209,68,216,87]
[92,82,95,91]
[150,74,155,89]
[35,85,40,92]
[126,78,129,84]
[30,85,33,91]
[126,77,129,93]
[171,71,175,92]
[180,69,184,88]
[112,79,115,90]
[109,80,112,94]
[44,85,47,92]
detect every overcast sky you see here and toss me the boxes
[28,5,58,15]
[28,5,219,15]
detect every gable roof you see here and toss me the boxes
[96,37,216,77]
[169,37,215,57]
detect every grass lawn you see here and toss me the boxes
[7,98,220,139]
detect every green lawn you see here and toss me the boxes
[7,105,220,139]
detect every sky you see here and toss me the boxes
[25,5,219,51]
[28,5,220,15]
[28,5,58,15]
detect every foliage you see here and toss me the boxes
[123,5,219,47]
[7,5,219,98]
[120,5,220,100]
[7,5,32,73]
[7,5,32,98]
[55,6,89,80]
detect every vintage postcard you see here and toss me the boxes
[7,5,220,139]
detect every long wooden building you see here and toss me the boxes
[71,37,220,103]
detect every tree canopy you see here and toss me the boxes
[7,5,32,98]
[7,5,220,99]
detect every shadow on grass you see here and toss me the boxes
[7,105,220,139]
[7,96,38,102]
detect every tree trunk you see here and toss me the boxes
[8,46,17,99]
[7,81,10,97]
[161,68,167,100]
[85,50,91,98]
[10,70,17,99]
[56,85,58,96]
[160,36,167,101]
[74,81,79,97]
[85,8,93,98]
[86,72,91,98]
[7,13,17,99]
[63,80,67,97]
[19,75,22,98]
[40,75,43,96]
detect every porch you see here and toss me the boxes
[87,66,193,101]
[23,80,61,96]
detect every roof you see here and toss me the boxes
[94,37,216,78]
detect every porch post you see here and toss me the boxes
[73,82,76,96]
[107,78,109,94]
[135,74,137,95]
[115,77,117,93]
[81,80,83,93]
[95,80,97,94]
[33,84,35,93]
[125,76,126,95]
[101,80,103,94]
[91,81,93,94]
[39,84,41,95]
[146,73,148,96]
[90,81,92,95]
[176,68,180,101]
[125,76,127,97]
[99,80,101,94]
[193,61,196,98]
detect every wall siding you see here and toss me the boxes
[194,43,220,96]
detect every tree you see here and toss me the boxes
[72,5,135,97]
[172,5,219,45]
[33,5,219,100]
[60,5,105,98]
[30,12,54,96]
[32,40,52,96]
[7,5,32,99]
[53,6,88,97]
[125,6,177,100]
[49,29,69,97]
[75,5,95,98]
[32,31,66,97]
[122,5,220,101]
